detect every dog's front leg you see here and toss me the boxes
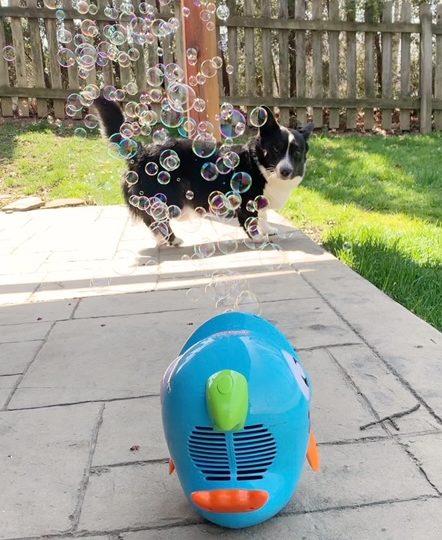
[258,210,278,237]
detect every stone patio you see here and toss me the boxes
[0,206,441,539]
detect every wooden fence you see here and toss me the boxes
[1,1,442,133]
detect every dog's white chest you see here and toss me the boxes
[262,173,303,209]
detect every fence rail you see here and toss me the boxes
[1,1,442,133]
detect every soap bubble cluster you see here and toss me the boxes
[45,0,288,309]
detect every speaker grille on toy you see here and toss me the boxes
[233,424,276,481]
[188,426,231,481]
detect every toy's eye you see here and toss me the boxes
[282,350,310,401]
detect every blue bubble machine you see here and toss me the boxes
[160,311,320,529]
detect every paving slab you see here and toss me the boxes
[2,196,44,212]
[123,498,442,540]
[261,297,360,349]
[300,348,384,442]
[78,463,200,532]
[284,439,435,514]
[296,259,442,419]
[0,298,76,325]
[93,397,167,466]
[402,433,442,492]
[0,403,101,539]
[0,340,43,375]
[0,374,18,408]
[0,321,52,344]
[7,310,215,409]
[329,344,440,434]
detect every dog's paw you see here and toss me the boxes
[169,236,184,247]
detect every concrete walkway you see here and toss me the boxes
[0,206,441,539]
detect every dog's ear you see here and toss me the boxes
[298,122,314,140]
[259,106,280,135]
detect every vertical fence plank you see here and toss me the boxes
[261,1,273,106]
[10,0,29,116]
[244,0,255,117]
[226,0,238,97]
[420,3,433,134]
[435,5,442,131]
[278,0,290,125]
[346,0,357,130]
[45,13,65,118]
[0,16,13,117]
[295,0,306,126]
[382,2,393,130]
[27,0,47,117]
[97,0,114,87]
[364,4,374,130]
[328,0,339,130]
[399,1,412,131]
[311,0,323,128]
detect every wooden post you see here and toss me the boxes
[311,0,323,128]
[278,0,290,125]
[243,0,255,120]
[328,0,340,130]
[400,1,412,131]
[346,0,357,130]
[295,0,306,127]
[420,3,433,134]
[181,0,221,140]
[9,0,29,116]
[381,1,393,130]
[364,3,374,130]
[435,5,442,131]
[0,15,13,117]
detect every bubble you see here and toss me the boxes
[194,98,206,113]
[226,191,242,211]
[200,59,218,78]
[226,64,234,75]
[216,4,230,20]
[183,6,190,17]
[343,241,352,252]
[213,56,223,69]
[152,128,169,145]
[235,290,261,314]
[186,287,203,303]
[195,241,216,258]
[160,149,180,171]
[255,195,269,210]
[124,171,139,186]
[220,109,246,139]
[201,162,218,182]
[82,84,100,100]
[57,48,75,67]
[231,172,252,194]
[84,113,98,129]
[2,46,16,62]
[186,190,194,200]
[57,28,73,44]
[168,205,182,219]
[119,138,138,159]
[250,106,268,128]
[160,102,183,128]
[167,82,196,113]
[145,162,159,176]
[150,200,169,221]
[112,250,136,276]
[178,117,197,138]
[217,238,238,255]
[186,47,198,65]
[192,133,217,159]
[158,171,171,185]
[146,66,164,87]
[223,150,240,169]
[44,0,59,8]
[215,156,231,175]
[74,127,87,138]
[246,200,256,212]
[126,81,138,95]
[164,63,185,83]
[80,19,99,38]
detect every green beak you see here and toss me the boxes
[206,370,249,432]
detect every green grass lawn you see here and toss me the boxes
[1,121,441,330]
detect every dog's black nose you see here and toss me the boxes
[280,166,293,178]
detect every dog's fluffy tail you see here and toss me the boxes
[93,96,125,143]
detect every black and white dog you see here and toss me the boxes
[94,97,313,246]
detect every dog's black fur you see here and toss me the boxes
[94,96,313,245]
